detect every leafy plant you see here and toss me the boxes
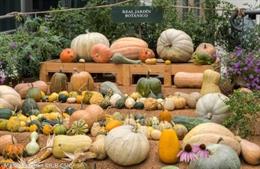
[223,90,260,138]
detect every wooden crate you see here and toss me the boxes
[40,60,212,92]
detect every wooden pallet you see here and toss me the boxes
[40,59,211,92]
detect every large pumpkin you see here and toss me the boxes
[110,37,148,60]
[183,123,241,154]
[196,93,230,123]
[159,129,181,164]
[59,48,77,63]
[105,125,150,166]
[71,32,109,61]
[192,43,216,65]
[91,43,112,63]
[0,85,22,110]
[49,71,68,93]
[157,28,194,62]
[14,81,48,99]
[189,144,240,169]
[70,70,94,92]
[136,72,162,98]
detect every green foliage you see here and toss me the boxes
[223,90,260,138]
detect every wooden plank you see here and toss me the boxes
[45,62,85,72]
[164,65,172,87]
[172,64,211,74]
[39,63,48,81]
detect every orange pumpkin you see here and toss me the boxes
[59,48,76,63]
[14,81,48,99]
[159,109,172,122]
[139,48,155,62]
[70,69,94,92]
[2,136,24,160]
[91,44,112,63]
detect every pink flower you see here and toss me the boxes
[178,144,197,163]
[195,144,209,158]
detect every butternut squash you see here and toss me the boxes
[200,69,221,95]
[174,72,203,88]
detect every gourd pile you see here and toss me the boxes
[0,28,259,169]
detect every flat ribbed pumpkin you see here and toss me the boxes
[159,129,181,164]
[71,32,109,61]
[157,28,194,62]
[110,37,148,60]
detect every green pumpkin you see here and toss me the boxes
[26,87,42,102]
[115,97,126,109]
[99,81,123,96]
[136,72,162,98]
[58,94,68,103]
[64,107,76,116]
[50,71,68,93]
[189,144,240,169]
[53,124,67,135]
[22,98,39,116]
[0,108,14,119]
[133,102,144,109]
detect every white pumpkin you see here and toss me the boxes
[125,97,135,109]
[71,32,109,61]
[105,125,150,166]
[0,85,22,110]
[157,28,194,62]
[196,93,230,123]
[163,97,175,111]
[109,93,122,107]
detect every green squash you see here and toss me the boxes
[115,97,126,109]
[133,102,144,109]
[64,107,76,116]
[0,108,14,119]
[49,71,68,93]
[99,81,123,96]
[26,87,42,102]
[189,144,240,169]
[172,115,210,131]
[58,94,68,103]
[161,166,179,169]
[53,124,67,135]
[136,72,162,98]
[22,98,39,116]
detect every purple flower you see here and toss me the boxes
[9,42,17,49]
[178,144,197,163]
[192,144,209,158]
[234,47,243,56]
[233,62,240,68]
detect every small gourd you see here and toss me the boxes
[151,129,161,140]
[91,122,102,137]
[25,131,40,156]
[110,93,122,107]
[125,97,136,109]
[163,97,175,111]
[159,121,173,131]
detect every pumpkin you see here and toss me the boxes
[200,69,221,95]
[139,48,155,62]
[136,72,162,98]
[49,71,68,93]
[174,92,201,108]
[163,97,175,111]
[240,139,260,165]
[159,109,172,122]
[192,43,216,65]
[151,129,161,140]
[173,124,188,140]
[69,104,105,127]
[59,48,76,63]
[105,119,122,131]
[145,58,157,64]
[109,93,122,107]
[21,98,39,116]
[105,125,150,166]
[159,129,181,164]
[183,123,241,154]
[125,97,135,109]
[71,32,110,61]
[53,124,67,135]
[2,136,24,160]
[159,121,173,131]
[110,37,149,60]
[70,69,94,92]
[53,135,92,158]
[196,93,230,123]
[157,28,194,62]
[144,98,158,111]
[0,85,22,110]
[0,135,17,154]
[42,124,53,135]
[14,81,48,99]
[100,81,123,96]
[189,144,240,169]
[26,87,42,102]
[174,72,203,88]
[91,122,102,137]
[91,43,112,63]
[171,96,186,109]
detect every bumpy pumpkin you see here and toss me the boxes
[91,43,112,63]
[159,109,172,122]
[136,72,162,98]
[192,43,216,65]
[196,93,230,123]
[49,71,68,93]
[110,37,149,60]
[70,69,94,92]
[157,28,194,62]
[159,129,181,164]
[14,81,48,99]
[105,125,150,166]
[171,96,186,109]
[59,48,76,63]
[189,144,240,169]
[0,85,22,110]
[3,136,24,160]
[71,32,109,61]
[139,48,155,62]
[21,98,39,116]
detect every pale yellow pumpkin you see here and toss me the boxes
[0,85,22,110]
[171,96,186,109]
[157,28,194,62]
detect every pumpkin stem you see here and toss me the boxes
[204,43,207,49]
[11,135,16,145]
[217,137,223,144]
[207,113,213,120]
